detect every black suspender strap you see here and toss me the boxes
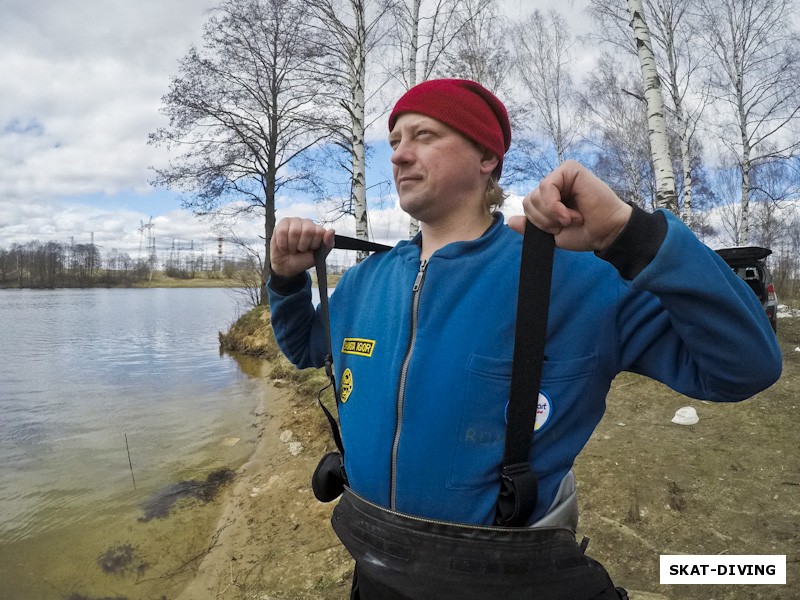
[332,235,393,254]
[313,236,392,458]
[496,220,555,526]
[313,246,345,456]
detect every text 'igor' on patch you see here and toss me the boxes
[342,338,376,357]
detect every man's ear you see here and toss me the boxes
[479,148,499,175]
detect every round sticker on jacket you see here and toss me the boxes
[505,391,551,430]
[535,391,551,430]
[340,368,353,403]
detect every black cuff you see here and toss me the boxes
[268,271,308,296]
[595,204,667,280]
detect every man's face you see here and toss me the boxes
[388,113,495,223]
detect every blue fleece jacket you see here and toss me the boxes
[268,211,781,526]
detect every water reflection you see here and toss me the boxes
[0,288,265,599]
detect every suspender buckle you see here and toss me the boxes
[324,355,334,380]
[495,462,539,527]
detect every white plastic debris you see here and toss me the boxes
[279,430,303,455]
[794,347,800,352]
[671,406,699,425]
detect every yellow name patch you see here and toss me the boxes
[341,338,376,357]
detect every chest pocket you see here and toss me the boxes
[447,353,598,491]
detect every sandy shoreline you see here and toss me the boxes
[177,370,353,599]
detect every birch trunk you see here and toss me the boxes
[263,79,280,304]
[738,104,751,245]
[627,0,677,213]
[351,0,369,259]
[665,40,693,222]
[407,0,422,238]
[680,124,692,223]
[733,18,751,246]
[659,1,694,223]
[408,0,421,87]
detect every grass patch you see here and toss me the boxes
[218,305,280,360]
[133,272,242,288]
[219,305,330,405]
[270,361,330,404]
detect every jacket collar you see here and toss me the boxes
[397,213,506,261]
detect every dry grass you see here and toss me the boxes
[133,272,242,288]
[219,305,330,405]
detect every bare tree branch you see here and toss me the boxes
[149,0,331,301]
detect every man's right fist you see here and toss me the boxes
[270,218,335,278]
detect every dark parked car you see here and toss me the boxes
[715,246,778,332]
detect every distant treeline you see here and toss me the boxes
[0,240,240,288]
[0,240,148,288]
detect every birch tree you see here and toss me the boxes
[711,160,744,246]
[386,0,493,236]
[436,0,512,93]
[149,0,327,302]
[581,54,656,209]
[627,0,678,212]
[306,0,393,254]
[512,9,582,169]
[589,0,707,221]
[747,156,799,251]
[645,0,710,222]
[389,0,492,89]
[697,0,800,245]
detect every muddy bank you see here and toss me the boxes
[139,469,236,522]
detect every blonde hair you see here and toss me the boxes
[486,176,507,210]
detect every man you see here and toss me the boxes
[268,79,782,598]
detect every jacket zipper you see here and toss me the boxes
[390,258,428,510]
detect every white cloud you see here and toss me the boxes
[0,0,217,258]
[0,0,576,256]
[0,0,214,210]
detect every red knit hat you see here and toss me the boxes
[389,79,511,177]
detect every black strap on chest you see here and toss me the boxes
[314,236,392,459]
[496,220,555,526]
[312,224,555,527]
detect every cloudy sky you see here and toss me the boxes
[0,0,585,261]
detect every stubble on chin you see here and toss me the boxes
[398,191,428,222]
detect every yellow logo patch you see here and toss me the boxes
[340,368,354,403]
[341,338,376,357]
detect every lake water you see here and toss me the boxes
[0,288,267,599]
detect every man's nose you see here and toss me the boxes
[390,139,413,165]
